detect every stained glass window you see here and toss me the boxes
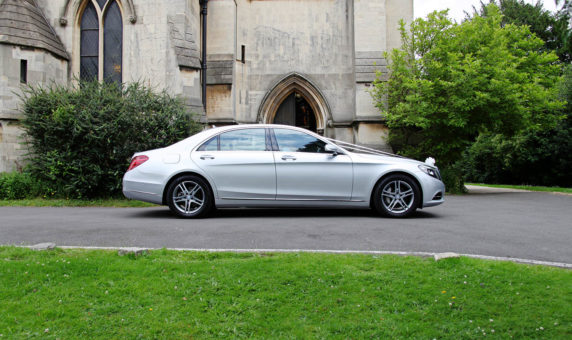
[80,0,123,83]
[80,1,99,81]
[104,1,122,83]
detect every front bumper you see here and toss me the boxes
[419,173,445,208]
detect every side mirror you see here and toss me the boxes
[325,144,341,156]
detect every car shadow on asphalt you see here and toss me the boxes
[130,207,438,219]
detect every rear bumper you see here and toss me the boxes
[122,176,163,205]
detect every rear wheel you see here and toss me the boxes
[373,174,420,218]
[166,175,213,218]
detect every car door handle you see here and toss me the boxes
[200,155,215,160]
[281,155,297,161]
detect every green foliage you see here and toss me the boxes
[463,128,572,186]
[1,247,571,338]
[464,66,572,187]
[20,81,202,198]
[371,5,564,190]
[472,0,572,63]
[0,171,42,200]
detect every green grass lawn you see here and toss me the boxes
[0,198,156,208]
[467,183,572,194]
[1,247,570,339]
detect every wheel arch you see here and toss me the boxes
[369,171,424,209]
[162,171,216,205]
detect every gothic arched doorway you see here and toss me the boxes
[258,73,330,135]
[273,92,317,132]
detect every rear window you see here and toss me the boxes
[197,136,218,151]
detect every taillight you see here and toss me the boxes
[127,155,149,171]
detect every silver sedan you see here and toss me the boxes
[123,124,445,218]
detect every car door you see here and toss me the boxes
[191,128,276,199]
[272,128,353,200]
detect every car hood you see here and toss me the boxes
[349,152,429,167]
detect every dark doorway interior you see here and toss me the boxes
[273,92,317,132]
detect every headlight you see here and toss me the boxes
[418,164,441,179]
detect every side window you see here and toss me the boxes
[197,136,218,151]
[273,128,326,153]
[219,129,267,151]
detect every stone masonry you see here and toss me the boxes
[0,0,413,172]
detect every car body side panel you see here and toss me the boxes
[123,145,218,205]
[214,198,370,208]
[274,152,353,200]
[191,150,276,199]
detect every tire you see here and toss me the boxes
[166,175,213,218]
[373,174,420,218]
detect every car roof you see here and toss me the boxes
[207,124,311,132]
[202,124,325,138]
[170,124,326,150]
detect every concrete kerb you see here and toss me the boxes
[14,244,572,269]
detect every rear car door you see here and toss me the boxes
[272,128,353,200]
[192,128,276,199]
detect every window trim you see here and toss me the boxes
[195,127,272,152]
[270,127,336,154]
[197,135,219,151]
[76,0,124,83]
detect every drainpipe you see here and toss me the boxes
[200,0,208,112]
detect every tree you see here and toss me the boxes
[470,0,572,63]
[463,65,572,187]
[371,5,564,191]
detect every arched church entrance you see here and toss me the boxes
[273,92,317,132]
[258,73,330,135]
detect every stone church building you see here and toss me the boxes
[0,0,412,172]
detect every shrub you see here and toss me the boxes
[463,65,572,187]
[0,172,42,200]
[21,81,203,198]
[463,123,572,187]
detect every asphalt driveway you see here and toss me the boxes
[1,187,571,264]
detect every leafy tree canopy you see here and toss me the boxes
[371,4,564,189]
[470,0,572,63]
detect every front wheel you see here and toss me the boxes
[166,175,213,218]
[373,174,420,218]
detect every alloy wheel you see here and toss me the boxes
[172,180,205,214]
[381,180,414,214]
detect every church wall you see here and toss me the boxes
[206,0,236,123]
[352,0,412,149]
[0,45,68,172]
[36,0,204,114]
[235,0,355,126]
[206,84,233,122]
[386,0,413,52]
[1,0,414,174]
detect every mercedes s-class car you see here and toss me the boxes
[123,124,445,218]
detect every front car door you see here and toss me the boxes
[272,128,353,200]
[192,128,276,199]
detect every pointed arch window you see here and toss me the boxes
[79,0,123,83]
